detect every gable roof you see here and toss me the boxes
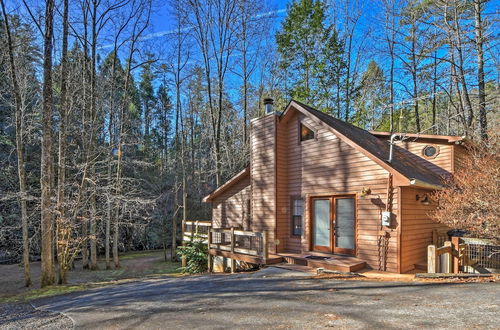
[204,100,453,203]
[283,100,446,188]
[202,167,249,203]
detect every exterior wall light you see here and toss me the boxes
[360,187,371,197]
[416,194,431,205]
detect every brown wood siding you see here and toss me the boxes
[276,117,289,252]
[250,114,277,253]
[453,145,468,172]
[400,186,449,273]
[398,141,453,176]
[278,111,399,272]
[211,176,251,229]
[381,138,454,177]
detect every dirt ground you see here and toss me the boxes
[0,250,180,301]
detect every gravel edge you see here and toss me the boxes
[0,302,74,330]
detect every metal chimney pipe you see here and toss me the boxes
[264,98,274,114]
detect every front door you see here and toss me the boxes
[311,196,356,255]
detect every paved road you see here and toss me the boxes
[33,268,500,329]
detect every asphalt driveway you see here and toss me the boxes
[31,268,499,329]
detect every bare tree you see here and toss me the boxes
[474,0,487,140]
[381,0,398,132]
[56,0,70,283]
[114,0,152,268]
[40,0,56,287]
[1,0,31,287]
[187,0,238,187]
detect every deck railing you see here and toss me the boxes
[208,228,268,272]
[182,220,212,243]
[427,241,453,273]
[427,237,500,274]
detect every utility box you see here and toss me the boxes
[381,211,391,227]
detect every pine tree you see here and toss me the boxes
[276,0,344,111]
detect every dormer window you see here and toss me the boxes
[300,123,315,142]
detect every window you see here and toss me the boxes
[300,123,315,141]
[422,145,439,159]
[291,198,303,236]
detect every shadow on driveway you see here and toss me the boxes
[32,268,500,329]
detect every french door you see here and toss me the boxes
[311,196,356,255]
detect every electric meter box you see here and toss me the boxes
[381,211,391,227]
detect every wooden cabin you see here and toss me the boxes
[203,100,466,273]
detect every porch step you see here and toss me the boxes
[279,252,366,273]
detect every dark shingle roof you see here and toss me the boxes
[292,100,445,187]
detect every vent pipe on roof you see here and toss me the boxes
[264,98,274,114]
[388,133,401,163]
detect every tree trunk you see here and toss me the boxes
[452,5,474,131]
[1,0,31,287]
[171,186,178,262]
[88,0,98,271]
[344,34,352,122]
[56,0,69,284]
[474,0,487,140]
[40,0,55,288]
[81,5,89,270]
[411,23,420,133]
[431,51,437,133]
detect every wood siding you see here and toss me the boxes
[250,114,277,253]
[453,145,468,172]
[277,110,399,272]
[400,186,449,273]
[395,140,452,177]
[208,109,468,273]
[211,175,251,229]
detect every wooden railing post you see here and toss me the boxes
[262,230,268,264]
[432,229,438,246]
[181,220,187,267]
[451,236,460,274]
[443,241,452,273]
[428,245,436,273]
[207,228,213,272]
[230,227,236,273]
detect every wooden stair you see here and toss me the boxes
[278,252,366,273]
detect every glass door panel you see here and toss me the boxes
[313,199,331,251]
[334,197,355,254]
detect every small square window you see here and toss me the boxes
[291,198,303,236]
[300,124,315,142]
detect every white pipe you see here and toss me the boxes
[388,133,399,163]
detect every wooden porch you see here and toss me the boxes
[278,251,366,273]
[205,226,366,273]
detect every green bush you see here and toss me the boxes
[177,239,208,274]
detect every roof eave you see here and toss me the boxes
[369,131,465,143]
[409,178,445,190]
[202,167,250,203]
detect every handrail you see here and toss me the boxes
[210,228,263,237]
[428,241,453,273]
[207,227,268,273]
[184,220,212,227]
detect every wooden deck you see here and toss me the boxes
[278,251,366,273]
[209,248,283,265]
[206,226,366,273]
